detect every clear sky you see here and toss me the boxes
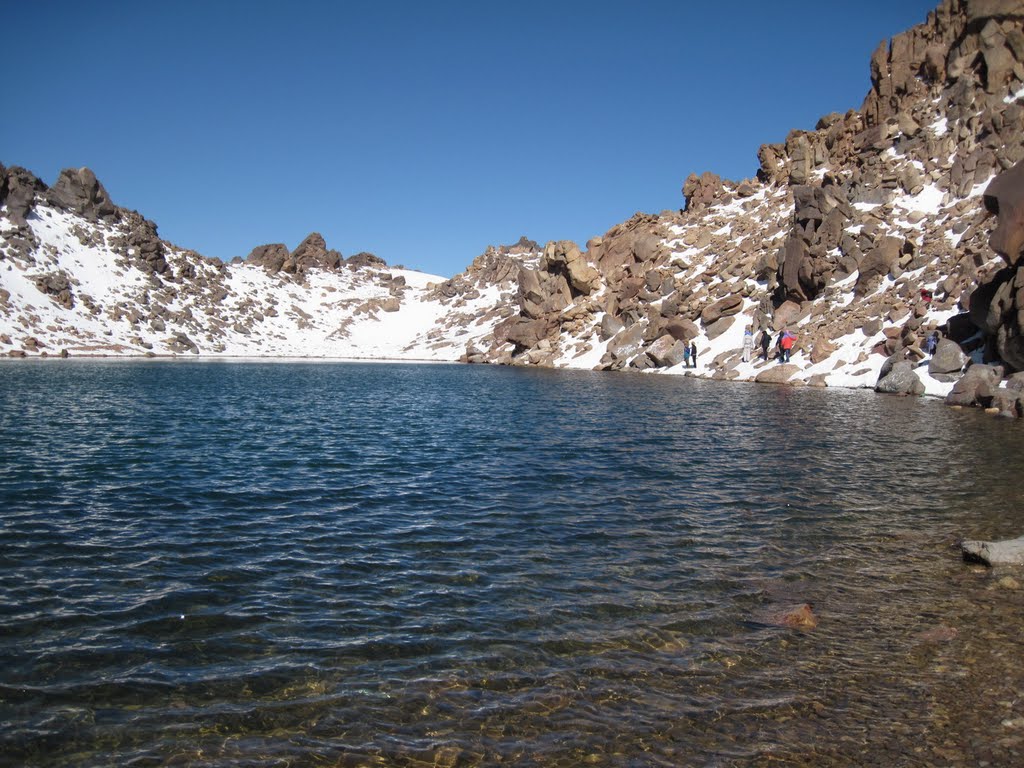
[4,0,939,278]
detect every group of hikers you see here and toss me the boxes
[739,326,797,364]
[681,342,699,368]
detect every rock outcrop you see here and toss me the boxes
[247,233,344,275]
[45,167,118,223]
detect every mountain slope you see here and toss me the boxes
[460,0,1024,405]
[0,169,536,361]
[2,0,1024,416]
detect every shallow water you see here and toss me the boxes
[1,360,1023,766]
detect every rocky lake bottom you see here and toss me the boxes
[1,360,1023,766]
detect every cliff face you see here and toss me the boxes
[2,0,1023,414]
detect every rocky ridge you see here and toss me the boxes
[2,0,1024,417]
[0,165,540,360]
[450,0,1024,416]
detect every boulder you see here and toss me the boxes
[517,267,572,320]
[647,334,688,367]
[990,388,1023,418]
[928,338,967,375]
[682,171,724,210]
[945,364,1004,407]
[704,316,735,340]
[607,322,646,362]
[599,314,625,341]
[772,300,805,330]
[247,243,290,273]
[45,167,118,222]
[291,232,342,272]
[543,240,599,295]
[962,534,1024,566]
[665,318,699,342]
[1,166,46,227]
[700,294,743,325]
[505,317,556,351]
[875,360,925,395]
[984,158,1024,265]
[347,251,387,269]
[855,237,903,296]
[755,364,800,384]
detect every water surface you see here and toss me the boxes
[1,360,1023,766]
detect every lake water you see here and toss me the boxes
[2,360,1024,767]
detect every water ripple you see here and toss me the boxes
[2,361,1024,765]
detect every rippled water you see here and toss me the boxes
[2,360,1024,767]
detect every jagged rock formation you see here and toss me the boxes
[3,0,1024,418]
[246,232,344,275]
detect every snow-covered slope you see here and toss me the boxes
[0,197,530,361]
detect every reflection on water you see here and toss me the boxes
[1,360,1023,766]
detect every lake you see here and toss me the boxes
[1,360,1023,766]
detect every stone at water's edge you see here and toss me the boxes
[961,535,1024,566]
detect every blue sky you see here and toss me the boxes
[4,1,938,277]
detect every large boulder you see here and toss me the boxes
[290,232,342,272]
[928,338,968,376]
[247,243,290,273]
[599,314,625,341]
[505,317,557,351]
[755,364,800,384]
[984,160,1024,264]
[46,167,118,222]
[962,534,1024,566]
[1,166,46,227]
[517,267,572,320]
[700,294,744,325]
[875,360,925,395]
[347,251,386,269]
[855,237,903,296]
[542,240,600,295]
[682,171,725,210]
[664,318,699,342]
[647,334,688,367]
[606,322,646,362]
[945,364,1004,407]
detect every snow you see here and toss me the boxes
[0,203,502,362]
[893,183,945,215]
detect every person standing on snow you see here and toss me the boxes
[760,328,772,361]
[742,326,754,362]
[690,342,698,369]
[780,330,796,363]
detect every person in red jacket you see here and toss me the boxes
[780,330,796,362]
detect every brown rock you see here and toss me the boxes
[755,364,800,384]
[45,167,118,222]
[682,171,725,210]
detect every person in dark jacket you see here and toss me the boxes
[690,342,698,368]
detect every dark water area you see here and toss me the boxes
[1,360,1023,767]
